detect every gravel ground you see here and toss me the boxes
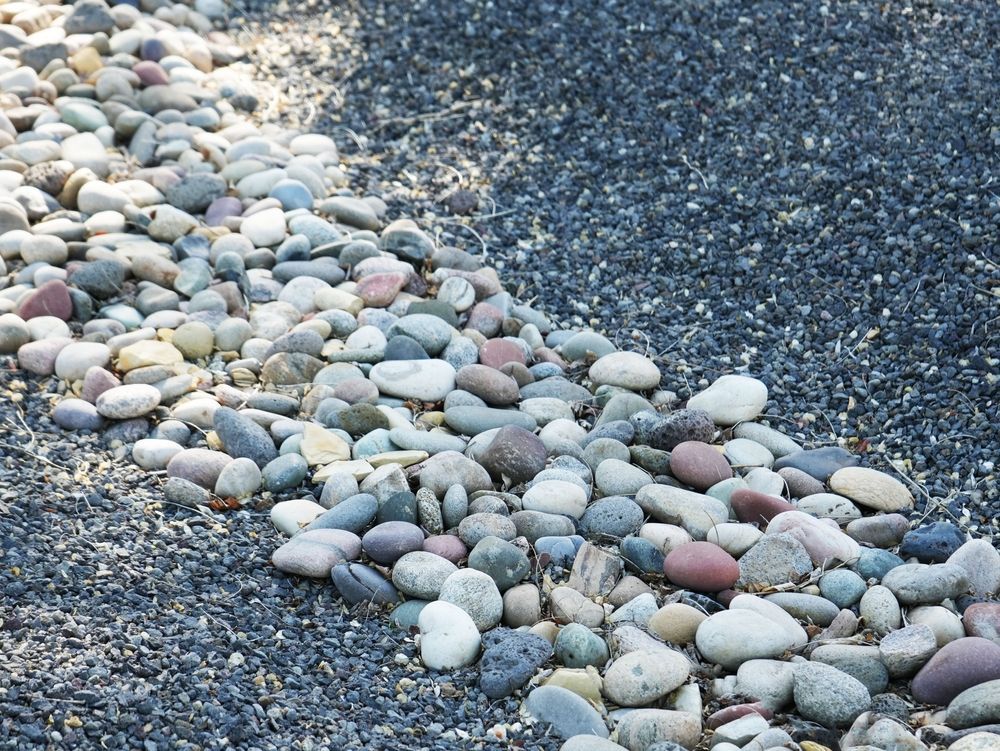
[238,0,999,530]
[3,1,998,749]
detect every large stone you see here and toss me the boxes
[418,601,480,670]
[213,407,279,468]
[602,648,690,707]
[686,374,767,426]
[792,661,870,728]
[828,466,914,512]
[614,709,701,751]
[910,637,1000,706]
[522,685,609,740]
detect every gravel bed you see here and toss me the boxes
[238,0,999,530]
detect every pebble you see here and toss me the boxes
[523,685,610,740]
[695,610,799,670]
[882,563,971,605]
[602,648,690,706]
[614,709,701,751]
[417,600,481,670]
[792,661,871,728]
[686,374,768,425]
[911,637,1000,705]
[554,622,610,669]
[828,466,915,512]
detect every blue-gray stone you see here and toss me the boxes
[390,599,429,629]
[554,622,609,669]
[377,491,418,525]
[271,259,345,285]
[261,453,308,491]
[620,536,665,574]
[535,536,581,568]
[854,548,906,582]
[383,334,429,360]
[269,179,314,211]
[213,406,278,468]
[579,496,644,538]
[331,562,399,606]
[306,493,377,535]
[468,536,531,591]
[773,446,861,482]
[819,569,869,608]
[899,522,967,563]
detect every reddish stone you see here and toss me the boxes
[80,366,120,404]
[532,347,568,369]
[910,637,1000,706]
[964,603,1000,643]
[356,272,408,308]
[133,60,169,86]
[706,703,773,730]
[663,541,739,592]
[465,302,503,337]
[16,279,72,320]
[422,535,467,564]
[731,489,797,525]
[669,440,733,491]
[479,338,526,369]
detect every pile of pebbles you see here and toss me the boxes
[1,1,999,750]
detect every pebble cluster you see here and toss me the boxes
[1,1,999,751]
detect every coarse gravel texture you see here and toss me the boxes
[238,0,999,532]
[0,381,554,749]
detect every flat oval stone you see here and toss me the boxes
[361,521,425,564]
[369,359,456,402]
[882,563,971,605]
[773,446,860,482]
[669,441,732,491]
[663,541,739,592]
[95,383,161,419]
[166,448,233,489]
[588,351,661,391]
[391,550,458,599]
[829,466,914,512]
[695,610,799,670]
[331,562,399,606]
[686,374,768,426]
[730,488,796,525]
[911,637,1000,706]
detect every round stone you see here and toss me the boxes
[669,441,733,491]
[96,384,161,419]
[663,541,739,592]
[588,351,661,391]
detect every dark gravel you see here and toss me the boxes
[239,0,999,531]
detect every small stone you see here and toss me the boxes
[669,441,733,491]
[554,622,610,669]
[588,351,661,391]
[602,648,690,707]
[663,541,739,592]
[882,563,971,605]
[614,709,701,751]
[878,624,939,678]
[418,601,481,671]
[438,568,503,631]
